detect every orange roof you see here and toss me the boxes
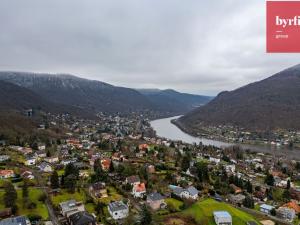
[0,170,14,176]
[283,201,300,213]
[139,144,149,150]
[101,159,111,170]
[134,183,146,192]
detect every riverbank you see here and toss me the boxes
[171,116,300,149]
[151,116,300,160]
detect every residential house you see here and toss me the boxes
[68,211,96,225]
[0,170,15,179]
[101,159,111,171]
[21,171,34,180]
[213,211,232,225]
[0,155,10,162]
[228,194,246,205]
[282,200,300,214]
[146,192,166,210]
[276,207,295,222]
[230,184,242,194]
[36,150,47,158]
[24,156,37,166]
[132,183,146,198]
[147,165,155,174]
[0,216,31,225]
[125,175,140,186]
[38,162,53,173]
[44,157,59,164]
[59,200,85,218]
[260,204,274,214]
[108,201,129,220]
[89,182,108,199]
[169,185,199,200]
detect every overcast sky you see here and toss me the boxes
[0,0,299,95]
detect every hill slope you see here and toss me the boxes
[0,72,154,114]
[179,64,300,131]
[137,89,212,114]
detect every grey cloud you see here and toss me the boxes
[0,0,299,96]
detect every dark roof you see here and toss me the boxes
[108,201,128,212]
[69,211,96,225]
[126,175,140,184]
[187,186,199,196]
[147,192,164,201]
[0,216,29,225]
[91,182,106,190]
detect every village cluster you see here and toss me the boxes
[0,113,300,225]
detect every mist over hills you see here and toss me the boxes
[0,71,211,117]
[178,64,300,132]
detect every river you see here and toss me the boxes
[150,116,300,159]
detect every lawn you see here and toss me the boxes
[98,186,122,205]
[182,198,259,225]
[51,189,86,207]
[0,188,49,219]
[165,198,184,212]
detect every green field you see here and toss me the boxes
[165,198,184,212]
[51,189,86,207]
[182,198,259,225]
[0,188,49,219]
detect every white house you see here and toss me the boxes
[169,185,199,200]
[25,156,37,166]
[38,162,53,172]
[260,204,274,214]
[132,183,146,198]
[213,211,232,225]
[277,207,295,222]
[108,201,129,220]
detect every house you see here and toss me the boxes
[44,157,59,164]
[139,144,149,151]
[276,207,295,222]
[68,211,96,225]
[0,155,10,162]
[0,216,31,225]
[36,150,47,158]
[146,192,166,210]
[213,211,232,225]
[89,182,108,198]
[147,165,155,174]
[282,200,300,214]
[125,175,140,186]
[24,156,37,166]
[38,162,53,173]
[37,143,46,151]
[230,184,242,194]
[228,194,246,205]
[0,170,15,179]
[101,159,111,171]
[21,171,35,180]
[169,185,199,200]
[260,204,274,214]
[108,201,129,220]
[59,200,85,218]
[132,183,146,198]
[225,165,236,173]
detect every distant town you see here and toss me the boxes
[0,111,300,225]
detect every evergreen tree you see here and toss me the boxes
[265,172,275,186]
[181,154,191,172]
[50,171,60,189]
[3,182,17,208]
[140,205,152,225]
[287,179,291,189]
[22,179,29,199]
